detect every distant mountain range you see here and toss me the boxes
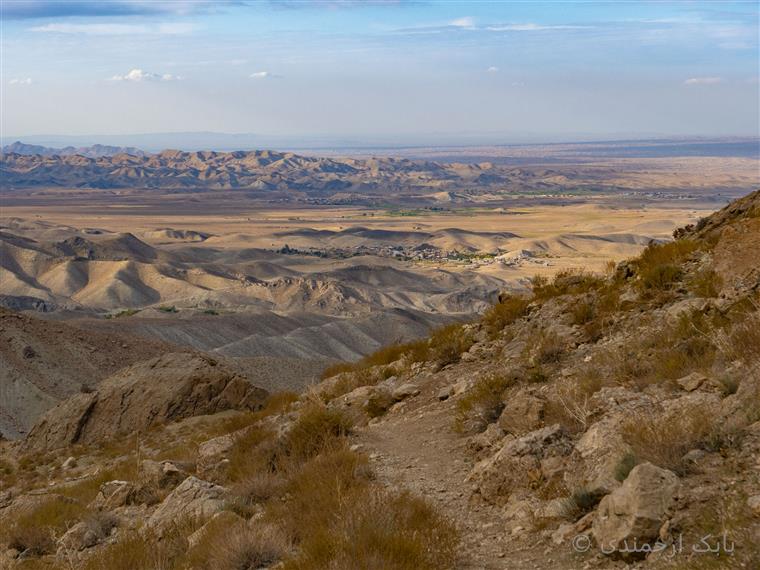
[0,147,525,195]
[2,141,146,158]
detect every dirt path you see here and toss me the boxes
[354,396,587,570]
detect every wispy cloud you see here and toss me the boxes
[6,1,238,20]
[109,69,180,82]
[486,66,498,73]
[486,23,592,32]
[250,71,280,79]
[9,78,33,85]
[449,17,475,29]
[30,22,199,35]
[684,77,723,85]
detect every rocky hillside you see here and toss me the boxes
[0,190,758,570]
[0,309,172,439]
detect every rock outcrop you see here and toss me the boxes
[592,463,680,555]
[23,353,268,452]
[146,476,227,535]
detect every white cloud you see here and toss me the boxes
[449,17,475,29]
[250,71,275,79]
[9,78,33,85]
[486,66,498,73]
[684,77,723,85]
[487,23,590,32]
[30,22,198,35]
[109,69,180,82]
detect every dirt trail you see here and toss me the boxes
[355,397,587,570]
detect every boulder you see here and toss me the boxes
[146,476,227,536]
[24,353,268,452]
[592,463,679,556]
[468,424,572,503]
[91,480,157,510]
[497,391,545,434]
[140,460,187,489]
[676,372,708,392]
[391,383,420,401]
[568,416,633,495]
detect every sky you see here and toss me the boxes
[1,0,759,145]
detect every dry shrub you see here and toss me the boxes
[208,526,287,570]
[454,373,513,433]
[428,323,474,366]
[81,529,188,570]
[282,489,458,570]
[718,309,760,368]
[688,268,723,298]
[531,270,605,301]
[226,426,274,483]
[636,239,701,269]
[268,448,373,544]
[633,239,700,295]
[227,472,286,517]
[571,298,596,326]
[190,520,287,570]
[621,406,718,475]
[665,493,760,570]
[280,402,352,465]
[482,295,530,338]
[560,488,603,521]
[2,497,87,555]
[365,388,396,419]
[544,374,602,433]
[525,329,566,366]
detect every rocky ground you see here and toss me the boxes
[0,190,758,570]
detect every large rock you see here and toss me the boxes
[469,424,572,503]
[567,416,632,495]
[23,353,268,452]
[497,391,545,434]
[592,463,679,556]
[146,476,227,536]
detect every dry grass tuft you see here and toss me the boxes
[2,497,87,555]
[428,323,474,366]
[282,489,458,570]
[482,295,530,338]
[531,270,605,302]
[621,405,722,475]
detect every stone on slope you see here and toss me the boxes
[592,462,679,556]
[146,476,227,536]
[469,424,572,503]
[23,353,268,452]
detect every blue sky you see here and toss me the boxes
[2,1,758,142]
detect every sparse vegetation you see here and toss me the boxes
[455,373,513,432]
[561,488,603,521]
[531,269,605,301]
[613,452,638,482]
[621,405,722,475]
[2,497,87,555]
[482,295,530,338]
[428,323,474,366]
